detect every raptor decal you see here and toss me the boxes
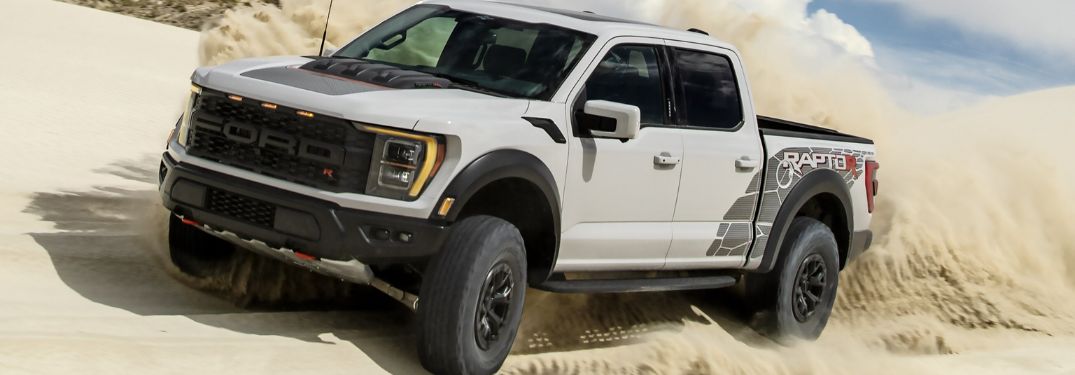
[708,146,873,260]
[747,147,873,263]
[781,152,859,177]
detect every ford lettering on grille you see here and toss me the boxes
[214,121,347,166]
[185,89,374,192]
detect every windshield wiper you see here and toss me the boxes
[326,55,367,62]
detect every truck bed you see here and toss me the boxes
[758,116,874,145]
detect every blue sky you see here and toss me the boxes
[808,0,1075,112]
[807,0,1075,109]
[515,0,1074,113]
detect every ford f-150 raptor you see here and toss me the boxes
[159,1,880,373]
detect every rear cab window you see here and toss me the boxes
[672,48,744,130]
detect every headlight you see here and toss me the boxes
[358,124,444,200]
[176,83,201,146]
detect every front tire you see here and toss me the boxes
[417,216,527,375]
[754,217,840,343]
[167,215,237,278]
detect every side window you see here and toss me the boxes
[673,49,743,129]
[584,45,666,125]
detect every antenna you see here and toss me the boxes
[318,0,336,56]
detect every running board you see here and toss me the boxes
[535,275,737,294]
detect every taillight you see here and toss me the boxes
[865,161,879,213]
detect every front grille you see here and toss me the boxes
[186,89,375,193]
[205,188,276,228]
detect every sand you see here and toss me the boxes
[2,0,1074,374]
[0,1,417,374]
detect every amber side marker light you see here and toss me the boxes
[437,197,456,217]
[297,110,315,118]
[228,95,244,102]
[262,103,278,110]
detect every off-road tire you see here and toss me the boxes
[753,217,840,343]
[167,215,237,278]
[417,216,527,375]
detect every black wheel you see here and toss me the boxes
[167,215,237,278]
[753,217,839,343]
[417,216,527,375]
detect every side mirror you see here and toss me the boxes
[321,47,338,57]
[582,100,641,140]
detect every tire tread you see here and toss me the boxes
[418,215,525,375]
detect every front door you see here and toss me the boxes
[555,39,683,272]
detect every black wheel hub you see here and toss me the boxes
[792,254,827,322]
[475,262,515,350]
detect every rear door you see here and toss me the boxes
[662,41,765,270]
[556,38,684,272]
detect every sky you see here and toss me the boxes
[503,0,1075,114]
[807,0,1075,113]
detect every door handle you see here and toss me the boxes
[654,152,682,166]
[735,156,759,171]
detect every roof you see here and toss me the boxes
[420,0,733,50]
[494,3,653,26]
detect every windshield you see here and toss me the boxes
[335,5,597,100]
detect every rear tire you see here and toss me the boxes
[752,217,839,343]
[167,215,237,278]
[417,216,527,375]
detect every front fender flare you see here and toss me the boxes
[432,150,563,283]
[432,150,561,229]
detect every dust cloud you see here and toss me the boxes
[198,0,412,65]
[196,0,1075,373]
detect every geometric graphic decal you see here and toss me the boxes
[722,171,762,221]
[705,170,762,257]
[745,146,873,261]
[707,146,873,258]
[706,222,753,256]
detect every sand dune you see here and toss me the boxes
[3,0,1075,374]
[0,1,417,374]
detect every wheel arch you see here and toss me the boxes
[754,169,854,273]
[433,150,562,284]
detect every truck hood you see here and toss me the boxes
[191,56,531,130]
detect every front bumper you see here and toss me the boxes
[159,153,449,264]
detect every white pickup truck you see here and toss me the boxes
[159,1,879,373]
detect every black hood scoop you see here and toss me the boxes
[300,58,453,89]
[239,58,453,96]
